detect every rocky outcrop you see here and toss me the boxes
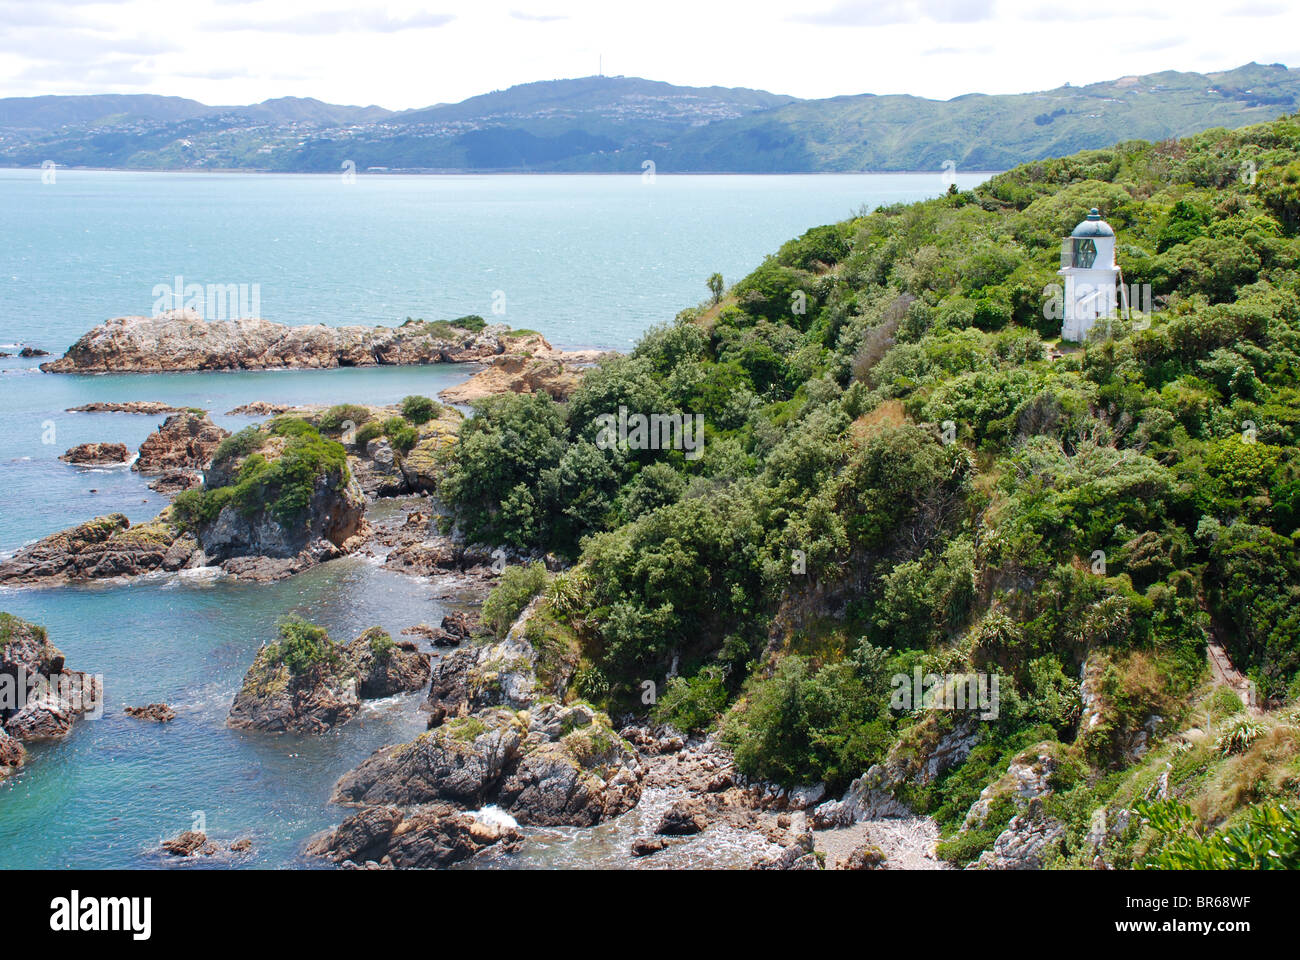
[228,646,360,736]
[18,347,48,358]
[320,601,642,866]
[423,616,539,723]
[59,442,130,465]
[332,702,642,828]
[842,843,888,870]
[809,770,914,829]
[333,708,525,807]
[147,471,202,495]
[198,476,364,568]
[342,403,463,497]
[227,625,428,735]
[162,831,217,857]
[971,801,1065,870]
[125,703,176,723]
[133,411,228,475]
[305,803,521,869]
[961,743,1060,831]
[226,401,290,416]
[0,614,98,764]
[404,612,477,649]
[1077,654,1164,763]
[438,353,598,404]
[41,311,552,373]
[656,797,708,836]
[183,420,366,580]
[0,728,25,778]
[67,402,184,414]
[346,628,431,699]
[756,832,822,870]
[0,514,197,585]
[159,831,253,860]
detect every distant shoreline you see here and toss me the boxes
[0,165,1004,177]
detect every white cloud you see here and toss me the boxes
[0,0,1293,108]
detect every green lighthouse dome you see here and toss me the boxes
[1071,208,1115,238]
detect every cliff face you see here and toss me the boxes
[197,469,365,564]
[40,311,551,373]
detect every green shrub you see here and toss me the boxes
[354,421,384,449]
[382,416,419,454]
[268,616,337,675]
[172,423,348,528]
[1137,799,1300,869]
[399,395,441,425]
[652,665,730,733]
[212,426,264,466]
[481,562,549,638]
[367,628,396,660]
[319,404,372,433]
[722,655,892,790]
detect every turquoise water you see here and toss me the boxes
[0,170,987,868]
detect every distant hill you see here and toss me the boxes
[0,63,1295,173]
[663,62,1300,172]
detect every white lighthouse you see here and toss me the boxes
[1059,208,1122,342]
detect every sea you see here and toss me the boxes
[0,167,988,868]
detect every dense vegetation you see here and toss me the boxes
[441,113,1300,866]
[173,417,349,529]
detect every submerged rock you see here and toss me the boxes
[162,831,217,857]
[125,703,176,723]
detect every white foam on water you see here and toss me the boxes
[471,805,519,830]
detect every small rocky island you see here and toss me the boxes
[40,311,558,373]
[228,619,429,735]
[0,411,365,585]
[0,614,100,779]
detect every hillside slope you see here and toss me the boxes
[438,111,1300,868]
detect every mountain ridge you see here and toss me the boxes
[1,62,1296,173]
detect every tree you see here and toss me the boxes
[707,272,724,304]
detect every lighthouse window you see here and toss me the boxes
[1073,238,1097,268]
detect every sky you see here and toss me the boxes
[0,0,1296,109]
